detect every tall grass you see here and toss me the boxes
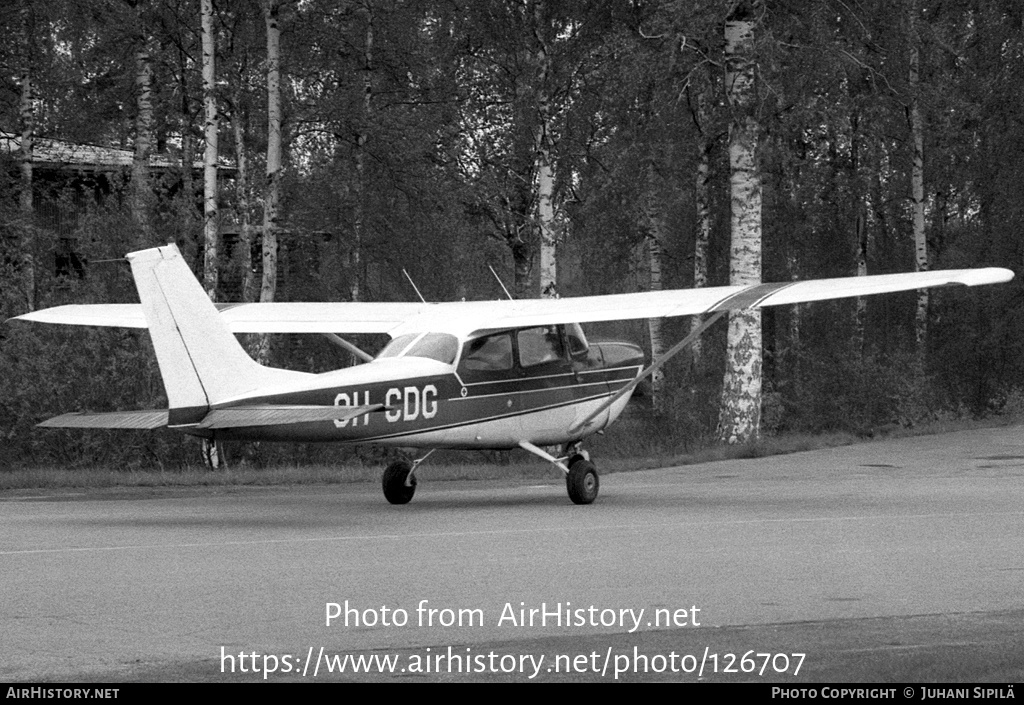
[3,409,1020,492]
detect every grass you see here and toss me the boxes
[2,411,1021,493]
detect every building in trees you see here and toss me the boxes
[0,130,234,281]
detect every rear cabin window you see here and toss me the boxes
[458,333,513,372]
[517,326,564,367]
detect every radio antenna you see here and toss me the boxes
[402,269,428,303]
[488,265,514,300]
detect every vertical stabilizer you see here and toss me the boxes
[127,244,303,423]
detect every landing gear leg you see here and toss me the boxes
[518,440,599,505]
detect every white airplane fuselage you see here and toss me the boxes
[192,342,643,449]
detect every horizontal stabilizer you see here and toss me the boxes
[38,410,169,430]
[197,404,385,429]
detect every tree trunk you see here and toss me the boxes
[202,0,219,301]
[643,162,666,411]
[19,0,35,312]
[351,4,373,304]
[850,106,868,358]
[232,87,255,304]
[177,42,197,265]
[690,60,713,369]
[535,130,557,299]
[718,3,763,445]
[533,0,557,299]
[853,210,868,353]
[132,37,155,249]
[908,0,928,373]
[511,227,532,299]
[257,0,282,364]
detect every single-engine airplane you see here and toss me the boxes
[9,244,1013,505]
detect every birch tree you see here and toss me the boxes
[18,0,36,311]
[907,0,928,372]
[450,0,609,299]
[533,0,557,299]
[231,82,255,304]
[717,1,763,444]
[634,149,669,410]
[130,4,155,249]
[350,1,373,304]
[690,58,714,369]
[221,2,259,305]
[256,0,283,364]
[202,0,219,300]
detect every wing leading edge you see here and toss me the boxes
[11,266,1013,337]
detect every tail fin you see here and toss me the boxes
[127,244,304,424]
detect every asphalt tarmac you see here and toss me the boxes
[2,425,1023,682]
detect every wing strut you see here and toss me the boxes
[323,333,374,363]
[569,309,728,436]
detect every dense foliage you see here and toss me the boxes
[1,0,1022,468]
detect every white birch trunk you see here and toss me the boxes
[647,232,666,410]
[257,0,282,364]
[718,5,763,445]
[643,162,666,410]
[908,0,928,371]
[202,0,219,301]
[533,0,557,299]
[536,136,557,299]
[132,40,155,249]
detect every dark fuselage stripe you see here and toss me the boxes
[337,389,621,443]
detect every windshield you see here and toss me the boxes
[376,332,459,364]
[376,333,419,359]
[405,333,458,364]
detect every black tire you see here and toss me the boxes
[382,460,416,504]
[566,458,599,505]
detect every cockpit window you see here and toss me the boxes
[458,333,513,372]
[376,333,419,359]
[404,333,458,364]
[376,333,458,364]
[517,326,564,367]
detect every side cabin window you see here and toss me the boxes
[458,325,585,380]
[516,326,564,367]
[458,332,513,374]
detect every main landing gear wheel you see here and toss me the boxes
[382,460,416,504]
[566,457,599,505]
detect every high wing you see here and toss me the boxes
[13,301,428,335]
[11,267,1013,338]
